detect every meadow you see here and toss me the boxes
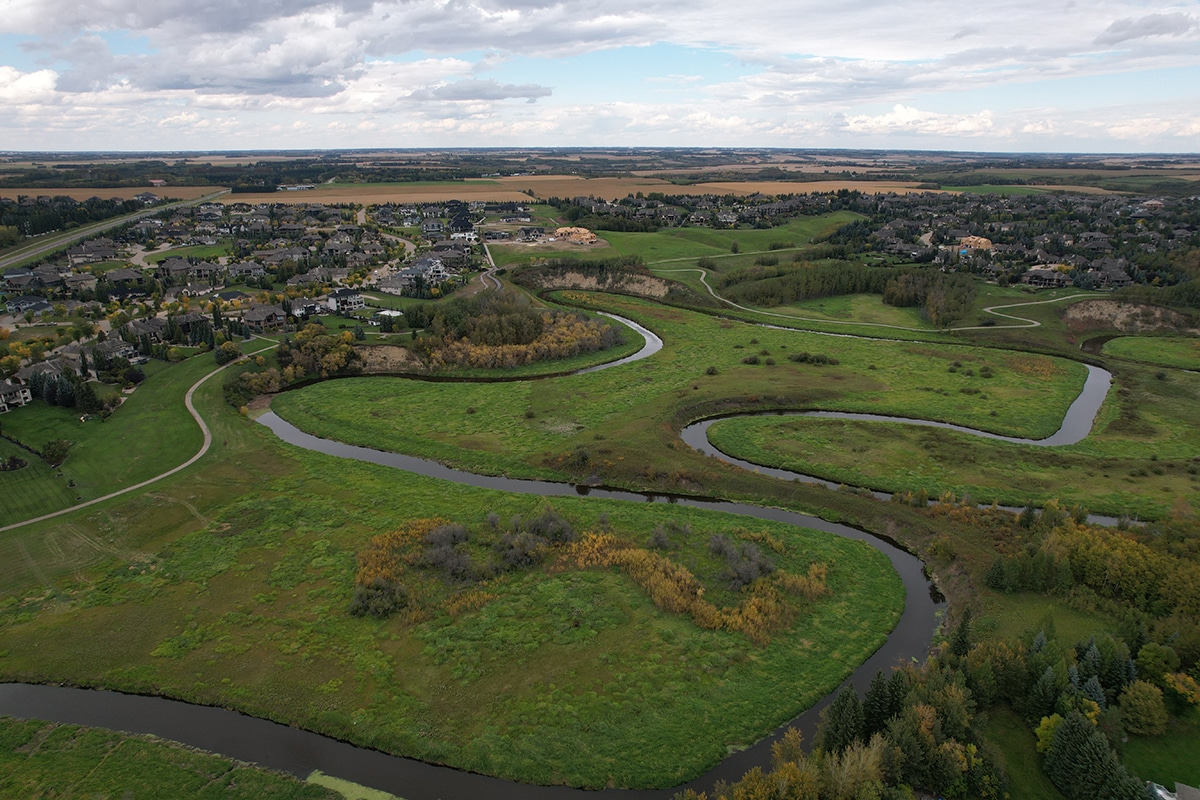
[705,360,1200,519]
[0,717,337,799]
[0,378,903,787]
[1101,335,1200,370]
[273,294,1090,495]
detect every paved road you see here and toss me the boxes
[0,189,230,272]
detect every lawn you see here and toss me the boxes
[979,706,1065,800]
[1102,335,1200,370]
[1123,708,1200,788]
[0,352,218,520]
[0,436,77,525]
[0,717,337,800]
[144,240,232,264]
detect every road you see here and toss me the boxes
[0,189,230,272]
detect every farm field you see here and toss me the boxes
[0,186,221,202]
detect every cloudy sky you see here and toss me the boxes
[2,0,1199,152]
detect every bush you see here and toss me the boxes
[349,577,409,618]
[705,365,718,375]
[524,508,576,543]
[741,354,761,365]
[494,531,548,569]
[41,439,71,467]
[786,351,840,366]
[213,340,242,365]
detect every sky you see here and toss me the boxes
[1,0,1199,153]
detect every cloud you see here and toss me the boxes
[408,79,551,103]
[841,105,997,137]
[1094,12,1196,45]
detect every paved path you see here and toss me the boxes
[659,266,1091,333]
[0,355,240,534]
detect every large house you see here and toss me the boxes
[0,379,32,413]
[326,288,365,313]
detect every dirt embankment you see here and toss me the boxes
[1063,300,1198,333]
[527,270,672,299]
[357,344,426,373]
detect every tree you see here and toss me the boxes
[214,340,241,365]
[949,607,973,660]
[818,687,865,755]
[1119,680,1168,736]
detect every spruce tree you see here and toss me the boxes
[818,687,865,754]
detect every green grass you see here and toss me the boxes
[0,717,338,799]
[273,295,1089,494]
[975,592,1116,644]
[489,212,862,270]
[979,706,1065,800]
[0,353,216,523]
[1102,335,1200,370]
[0,436,77,523]
[1123,708,1200,787]
[704,360,1200,519]
[144,240,232,264]
[0,397,903,788]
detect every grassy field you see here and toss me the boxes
[144,240,232,263]
[0,378,903,788]
[1102,335,1200,370]
[1123,708,1200,788]
[0,354,215,524]
[704,360,1200,519]
[272,295,1090,496]
[0,717,337,799]
[979,706,1065,800]
[489,212,862,270]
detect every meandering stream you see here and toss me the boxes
[1,312,1117,798]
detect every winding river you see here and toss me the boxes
[1,312,1115,798]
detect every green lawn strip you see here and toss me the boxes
[1102,335,1200,370]
[0,437,76,526]
[0,423,903,789]
[0,716,338,799]
[143,240,233,264]
[978,706,1065,800]
[0,354,214,506]
[1122,708,1200,788]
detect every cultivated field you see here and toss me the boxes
[0,186,222,201]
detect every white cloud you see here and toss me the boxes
[842,105,997,137]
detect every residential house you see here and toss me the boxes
[326,288,365,313]
[0,378,33,413]
[242,305,287,332]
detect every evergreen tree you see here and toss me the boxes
[949,607,973,659]
[1027,666,1060,723]
[818,687,865,754]
[863,671,894,736]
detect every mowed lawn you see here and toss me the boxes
[0,437,77,526]
[0,355,217,515]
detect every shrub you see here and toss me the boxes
[705,365,718,375]
[524,507,576,543]
[349,577,409,618]
[494,531,548,569]
[741,355,761,365]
